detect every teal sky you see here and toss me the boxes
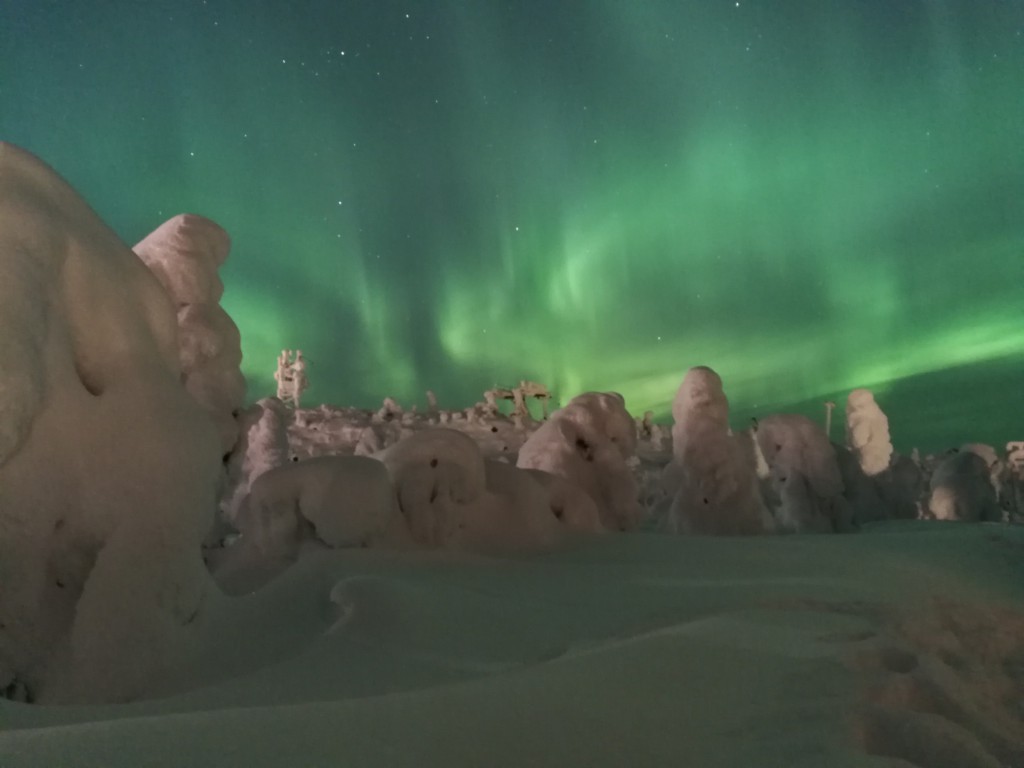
[1,0,1021,451]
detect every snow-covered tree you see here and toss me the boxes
[134,214,246,455]
[220,397,292,530]
[755,414,850,533]
[517,392,642,531]
[927,449,1001,522]
[663,367,772,535]
[844,388,893,477]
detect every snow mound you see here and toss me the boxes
[379,428,487,546]
[522,468,603,533]
[0,142,222,704]
[239,455,399,553]
[366,428,585,554]
[448,461,564,553]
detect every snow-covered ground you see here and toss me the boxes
[5,523,1024,767]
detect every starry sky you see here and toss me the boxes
[1,0,1022,451]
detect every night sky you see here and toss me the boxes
[2,0,1022,451]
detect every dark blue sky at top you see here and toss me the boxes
[1,0,1022,451]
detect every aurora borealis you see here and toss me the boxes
[1,0,1021,450]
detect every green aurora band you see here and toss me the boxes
[1,0,1021,450]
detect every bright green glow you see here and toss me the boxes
[1,1,1021,450]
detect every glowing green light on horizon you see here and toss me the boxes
[3,1,1020,449]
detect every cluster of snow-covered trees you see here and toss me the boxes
[221,391,638,562]
[654,366,1016,536]
[220,366,1017,569]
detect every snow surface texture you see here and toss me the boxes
[663,366,772,535]
[134,214,246,454]
[0,143,223,704]
[6,524,1024,767]
[845,388,894,477]
[516,392,642,531]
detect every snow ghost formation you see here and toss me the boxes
[274,349,308,409]
[516,391,642,531]
[876,452,927,521]
[754,414,849,533]
[0,143,223,704]
[379,428,488,546]
[663,366,771,535]
[134,214,246,454]
[462,459,567,552]
[960,443,1003,499]
[927,449,1001,522]
[239,454,401,555]
[1004,442,1024,520]
[220,396,292,529]
[367,428,587,553]
[844,388,893,477]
